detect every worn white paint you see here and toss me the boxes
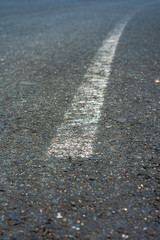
[47,16,131,159]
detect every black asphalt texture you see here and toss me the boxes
[0,0,160,239]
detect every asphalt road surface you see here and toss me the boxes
[0,0,160,239]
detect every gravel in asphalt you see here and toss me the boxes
[0,1,160,239]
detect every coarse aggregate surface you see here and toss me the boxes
[0,0,160,239]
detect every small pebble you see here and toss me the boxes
[8,213,19,219]
[115,118,127,123]
[57,213,63,219]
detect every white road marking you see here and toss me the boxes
[47,16,131,159]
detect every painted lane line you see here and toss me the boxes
[47,16,131,159]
